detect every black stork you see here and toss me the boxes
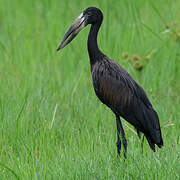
[57,7,163,158]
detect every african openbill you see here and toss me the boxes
[57,7,163,158]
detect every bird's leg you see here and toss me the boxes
[141,135,145,156]
[116,115,121,156]
[116,115,127,159]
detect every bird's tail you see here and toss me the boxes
[143,107,163,151]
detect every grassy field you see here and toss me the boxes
[0,0,180,179]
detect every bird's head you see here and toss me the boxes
[57,7,103,51]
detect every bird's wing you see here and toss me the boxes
[92,59,152,113]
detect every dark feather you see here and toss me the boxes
[91,57,163,149]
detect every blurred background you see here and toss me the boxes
[0,0,179,179]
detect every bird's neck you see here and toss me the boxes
[88,22,104,64]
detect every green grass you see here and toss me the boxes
[0,0,180,179]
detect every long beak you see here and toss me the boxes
[57,13,87,51]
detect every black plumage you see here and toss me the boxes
[57,7,163,158]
